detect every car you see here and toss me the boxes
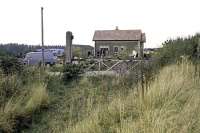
[23,51,57,66]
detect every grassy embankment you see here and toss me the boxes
[0,67,49,132]
[21,60,200,133]
[1,33,200,132]
[0,60,200,133]
[63,61,200,133]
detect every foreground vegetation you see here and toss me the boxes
[64,61,200,133]
[0,34,200,132]
[0,60,191,133]
[0,67,49,132]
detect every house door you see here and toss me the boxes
[100,48,109,57]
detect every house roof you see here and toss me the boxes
[93,29,145,42]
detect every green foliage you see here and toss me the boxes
[62,64,84,83]
[19,67,48,85]
[0,43,65,57]
[49,64,63,72]
[0,67,49,132]
[65,61,200,133]
[26,74,132,133]
[0,84,49,132]
[0,43,36,57]
[0,75,23,106]
[155,34,200,65]
[142,34,200,87]
[0,56,23,75]
[0,49,10,57]
[1,33,200,132]
[9,59,199,133]
[118,49,132,59]
[73,47,81,57]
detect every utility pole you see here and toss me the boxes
[139,42,144,99]
[197,38,200,58]
[141,59,144,99]
[41,7,45,66]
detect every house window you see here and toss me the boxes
[121,46,126,51]
[114,47,118,53]
[114,47,119,56]
[97,51,100,57]
[100,48,109,57]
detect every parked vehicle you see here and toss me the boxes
[23,51,57,65]
[49,49,65,57]
[36,49,65,57]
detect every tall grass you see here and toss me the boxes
[64,61,200,133]
[0,84,49,132]
[0,66,49,133]
[6,60,198,133]
[32,75,133,133]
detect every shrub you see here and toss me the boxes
[62,64,84,83]
[0,56,23,75]
[49,64,63,72]
[0,75,23,106]
[155,34,200,66]
[19,66,48,85]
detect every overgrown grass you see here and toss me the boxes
[1,60,200,133]
[25,75,134,133]
[0,67,49,132]
[0,84,49,132]
[63,61,200,133]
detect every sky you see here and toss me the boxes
[0,0,200,48]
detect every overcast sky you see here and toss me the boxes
[0,0,200,48]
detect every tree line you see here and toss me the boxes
[155,33,200,65]
[0,43,64,58]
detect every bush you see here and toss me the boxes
[62,64,84,83]
[0,56,23,75]
[19,66,48,86]
[0,75,23,106]
[49,64,63,72]
[155,34,200,66]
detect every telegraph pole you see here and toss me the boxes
[198,38,200,58]
[41,7,45,66]
[139,42,144,100]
